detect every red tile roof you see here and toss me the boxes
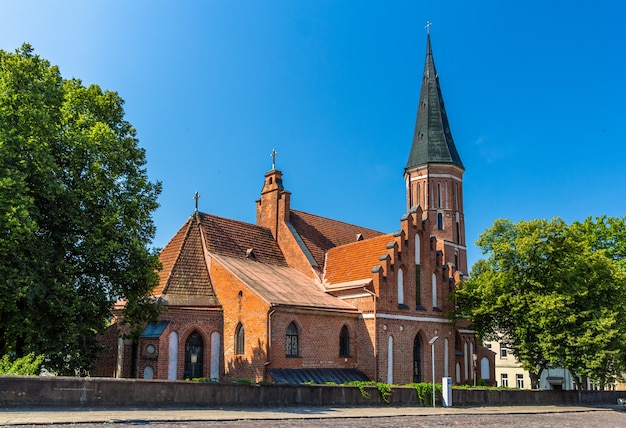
[213,254,358,312]
[324,233,394,285]
[198,212,287,266]
[289,210,384,270]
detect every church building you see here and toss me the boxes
[94,35,495,385]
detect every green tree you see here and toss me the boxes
[453,217,626,389]
[0,44,162,374]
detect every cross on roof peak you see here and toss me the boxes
[193,191,200,212]
[425,21,432,34]
[270,149,278,170]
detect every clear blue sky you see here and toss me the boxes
[2,1,625,270]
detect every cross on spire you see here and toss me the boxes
[193,191,200,213]
[425,21,432,34]
[270,149,278,170]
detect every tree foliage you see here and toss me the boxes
[0,44,162,374]
[454,216,626,389]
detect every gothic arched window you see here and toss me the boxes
[286,322,299,357]
[235,323,245,355]
[339,325,350,357]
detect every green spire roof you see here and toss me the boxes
[406,34,464,170]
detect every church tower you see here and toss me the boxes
[405,33,467,274]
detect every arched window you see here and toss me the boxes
[397,268,405,306]
[339,325,350,357]
[413,335,422,383]
[432,273,438,309]
[286,322,299,356]
[437,212,443,230]
[184,331,203,379]
[235,323,245,355]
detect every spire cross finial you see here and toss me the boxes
[425,21,432,34]
[193,191,200,212]
[270,149,278,170]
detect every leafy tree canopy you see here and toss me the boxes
[454,216,626,389]
[0,44,162,374]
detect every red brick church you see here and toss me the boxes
[95,35,495,385]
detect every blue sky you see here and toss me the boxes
[2,1,625,269]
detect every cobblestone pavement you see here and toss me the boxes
[14,411,626,428]
[3,407,626,428]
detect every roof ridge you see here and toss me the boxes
[327,232,394,253]
[290,209,384,234]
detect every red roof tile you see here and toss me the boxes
[213,254,358,312]
[324,234,394,284]
[289,210,384,270]
[198,212,287,266]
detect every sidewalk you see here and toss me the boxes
[0,405,619,425]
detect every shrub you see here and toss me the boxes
[0,354,45,376]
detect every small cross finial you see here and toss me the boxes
[270,149,278,170]
[425,21,432,34]
[193,191,200,212]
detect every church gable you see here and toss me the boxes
[154,215,219,305]
[289,210,384,270]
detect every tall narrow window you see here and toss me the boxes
[387,336,394,384]
[397,268,405,306]
[454,183,458,211]
[235,323,244,355]
[445,182,449,209]
[417,182,421,207]
[437,213,443,230]
[437,183,442,208]
[432,273,438,309]
[413,335,422,382]
[286,322,299,357]
[339,325,350,357]
[415,234,422,309]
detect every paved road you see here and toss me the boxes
[1,406,625,427]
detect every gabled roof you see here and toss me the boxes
[154,212,287,299]
[289,210,384,269]
[323,233,394,285]
[156,212,356,312]
[154,216,217,300]
[406,34,464,170]
[212,254,358,312]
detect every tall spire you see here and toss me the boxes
[406,34,464,170]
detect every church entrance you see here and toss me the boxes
[184,331,203,379]
[413,335,422,382]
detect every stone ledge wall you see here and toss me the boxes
[0,377,623,408]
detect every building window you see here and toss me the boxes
[437,212,443,230]
[500,345,508,359]
[339,325,350,357]
[235,323,245,355]
[417,182,421,207]
[516,374,524,389]
[185,331,204,379]
[397,268,405,306]
[432,273,438,309]
[437,183,441,208]
[286,322,299,357]
[501,373,508,387]
[485,342,492,350]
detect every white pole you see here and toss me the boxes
[429,336,439,408]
